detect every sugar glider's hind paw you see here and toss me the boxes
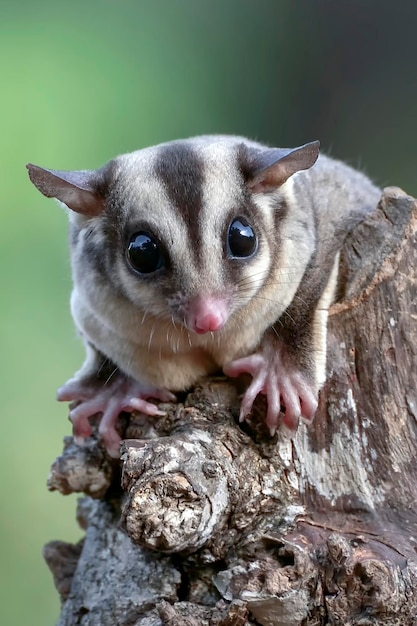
[57,375,176,458]
[224,351,318,436]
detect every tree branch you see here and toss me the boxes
[46,187,417,625]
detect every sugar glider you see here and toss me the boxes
[27,135,380,456]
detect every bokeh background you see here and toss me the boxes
[1,1,416,623]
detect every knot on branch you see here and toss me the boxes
[47,435,116,499]
[48,380,294,556]
[120,430,236,554]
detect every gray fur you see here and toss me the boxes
[27,135,380,436]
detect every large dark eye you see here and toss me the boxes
[227,217,257,258]
[126,232,165,274]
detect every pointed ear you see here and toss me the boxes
[246,140,320,193]
[26,164,105,216]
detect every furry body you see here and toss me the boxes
[27,135,380,455]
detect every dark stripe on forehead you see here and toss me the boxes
[154,142,204,246]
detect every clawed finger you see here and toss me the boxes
[128,397,166,416]
[239,375,266,422]
[57,380,95,402]
[265,377,281,436]
[280,384,302,432]
[69,402,96,438]
[224,354,263,378]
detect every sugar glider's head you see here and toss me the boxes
[27,135,319,334]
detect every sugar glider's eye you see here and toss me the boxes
[227,217,257,258]
[126,232,165,274]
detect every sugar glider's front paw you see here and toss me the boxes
[224,348,318,436]
[57,375,176,458]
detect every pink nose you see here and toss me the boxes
[194,311,225,334]
[187,296,228,334]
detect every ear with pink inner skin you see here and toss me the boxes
[246,140,320,193]
[26,164,105,216]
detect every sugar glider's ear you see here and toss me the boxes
[26,164,106,216]
[244,140,320,193]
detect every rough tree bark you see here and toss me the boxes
[44,187,417,626]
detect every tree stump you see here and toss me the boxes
[45,187,417,626]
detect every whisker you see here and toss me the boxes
[148,323,156,351]
[270,324,281,338]
[104,366,119,386]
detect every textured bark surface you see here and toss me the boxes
[46,188,417,625]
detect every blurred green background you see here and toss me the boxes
[1,0,416,623]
